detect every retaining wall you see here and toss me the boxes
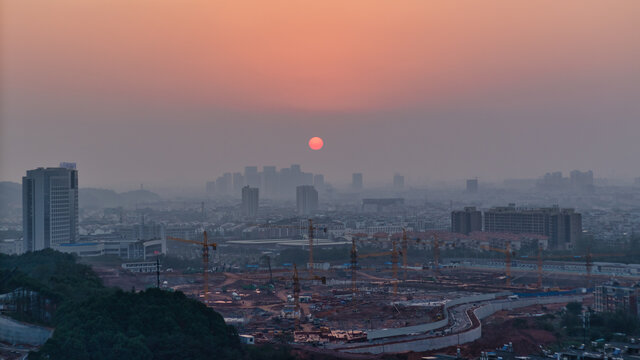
[367,292,510,340]
[340,295,583,354]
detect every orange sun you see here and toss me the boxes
[308,137,324,150]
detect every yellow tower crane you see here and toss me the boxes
[291,263,326,329]
[167,231,217,304]
[481,241,514,287]
[349,235,400,298]
[256,219,326,277]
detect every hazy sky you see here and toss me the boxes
[2,0,639,189]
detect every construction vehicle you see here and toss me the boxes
[481,242,514,286]
[167,231,217,304]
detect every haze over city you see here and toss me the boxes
[2,2,640,359]
[2,0,640,190]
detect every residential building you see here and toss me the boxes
[262,166,278,197]
[594,281,640,317]
[352,173,363,190]
[241,186,259,217]
[451,207,482,235]
[466,179,478,193]
[296,185,318,215]
[393,174,404,190]
[233,172,245,196]
[483,204,582,250]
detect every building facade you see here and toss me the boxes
[393,174,404,190]
[483,204,581,250]
[22,165,79,251]
[241,186,259,217]
[352,173,363,190]
[296,185,318,215]
[594,282,640,317]
[466,179,478,193]
[451,207,482,235]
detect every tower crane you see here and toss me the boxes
[412,232,441,275]
[349,235,400,298]
[260,254,274,285]
[530,246,627,289]
[291,263,326,328]
[481,241,514,286]
[167,231,217,304]
[256,219,327,277]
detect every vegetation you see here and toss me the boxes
[32,289,242,360]
[556,302,640,341]
[0,250,293,360]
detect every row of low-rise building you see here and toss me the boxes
[451,204,582,250]
[594,281,640,318]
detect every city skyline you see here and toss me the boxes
[2,1,640,188]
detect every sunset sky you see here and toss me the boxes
[2,0,639,189]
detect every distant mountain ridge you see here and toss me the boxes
[0,182,21,205]
[0,182,161,210]
[80,188,161,209]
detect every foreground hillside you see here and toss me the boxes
[0,250,294,360]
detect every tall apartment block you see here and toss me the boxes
[483,204,581,250]
[23,164,79,251]
[241,186,259,218]
[451,207,482,235]
[466,178,478,193]
[352,173,363,190]
[393,174,404,190]
[296,185,318,215]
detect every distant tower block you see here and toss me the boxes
[393,174,404,190]
[466,178,478,193]
[296,185,318,215]
[352,173,363,190]
[241,186,259,218]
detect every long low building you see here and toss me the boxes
[54,238,165,260]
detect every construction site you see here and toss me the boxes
[92,222,640,356]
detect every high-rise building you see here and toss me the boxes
[466,179,478,193]
[241,186,259,217]
[451,207,482,235]
[352,173,363,190]
[393,174,405,190]
[296,185,318,215]
[23,164,79,251]
[233,172,245,196]
[570,170,594,190]
[483,204,581,250]
[262,166,278,197]
[215,173,232,196]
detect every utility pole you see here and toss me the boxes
[156,256,160,288]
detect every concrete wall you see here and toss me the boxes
[341,295,583,354]
[0,315,53,345]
